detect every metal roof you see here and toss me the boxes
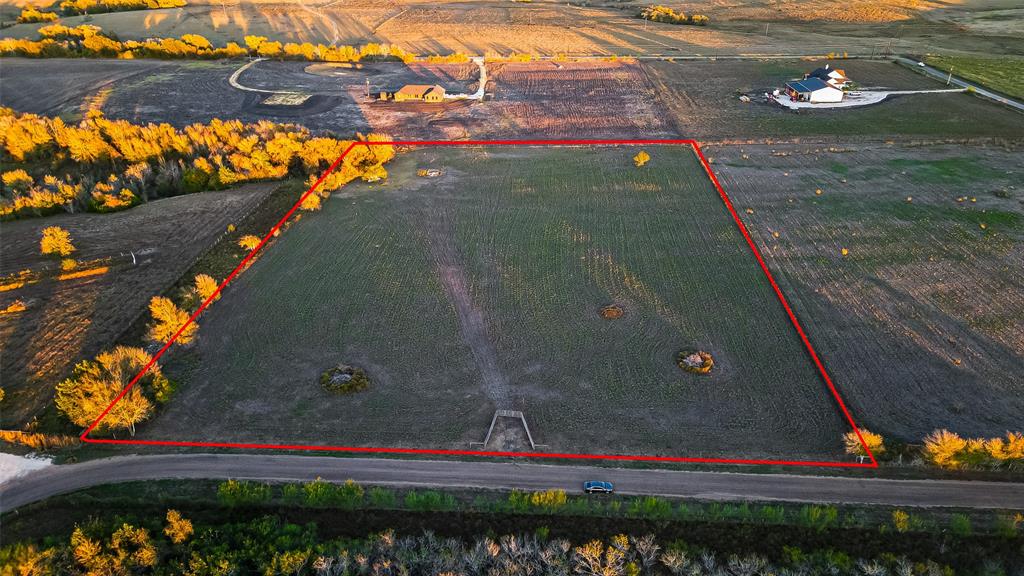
[786,77,832,93]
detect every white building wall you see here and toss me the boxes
[808,87,844,103]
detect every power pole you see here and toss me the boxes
[765,23,769,37]
[947,67,953,86]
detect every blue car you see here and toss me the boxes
[583,481,614,494]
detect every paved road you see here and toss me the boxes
[893,56,1024,112]
[3,454,1022,513]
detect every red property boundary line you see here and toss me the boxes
[81,139,879,469]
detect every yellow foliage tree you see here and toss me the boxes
[148,296,197,344]
[40,226,75,257]
[2,168,34,191]
[18,5,59,23]
[238,235,262,250]
[633,150,650,167]
[923,429,968,468]
[71,523,157,574]
[843,428,885,457]
[194,273,220,304]
[985,432,1024,461]
[54,346,167,436]
[164,509,194,544]
[244,35,267,52]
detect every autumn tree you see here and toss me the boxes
[180,33,211,50]
[17,4,58,23]
[923,429,967,468]
[633,150,650,167]
[843,428,885,457]
[238,235,261,250]
[55,346,168,436]
[148,296,197,344]
[164,509,194,544]
[40,226,75,257]
[2,168,34,191]
[244,35,267,53]
[71,523,157,574]
[193,273,220,305]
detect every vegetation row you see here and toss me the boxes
[637,5,710,26]
[3,479,1022,575]
[16,0,185,23]
[0,23,468,63]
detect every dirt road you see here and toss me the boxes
[3,454,1022,513]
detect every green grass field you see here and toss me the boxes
[148,145,848,460]
[924,55,1024,100]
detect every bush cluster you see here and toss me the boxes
[923,429,1024,470]
[58,0,186,16]
[16,5,59,23]
[843,428,1023,470]
[638,5,709,26]
[319,364,371,395]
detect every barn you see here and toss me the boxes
[392,84,447,102]
[785,78,844,103]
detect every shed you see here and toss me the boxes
[785,78,844,103]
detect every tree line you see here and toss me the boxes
[844,428,1024,471]
[1,503,1001,575]
[16,0,184,23]
[638,6,709,26]
[0,23,424,63]
[1,108,391,219]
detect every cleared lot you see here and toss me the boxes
[144,144,850,460]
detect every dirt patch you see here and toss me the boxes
[600,304,624,319]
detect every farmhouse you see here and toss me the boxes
[785,77,844,103]
[807,64,850,89]
[389,84,446,102]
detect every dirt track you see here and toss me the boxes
[4,453,1023,513]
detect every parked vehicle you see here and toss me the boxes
[583,481,614,494]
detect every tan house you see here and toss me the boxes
[392,84,446,102]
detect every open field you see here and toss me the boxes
[709,142,1024,441]
[3,0,1022,56]
[643,59,1024,141]
[141,144,849,460]
[0,184,275,429]
[4,57,1022,144]
[923,54,1024,100]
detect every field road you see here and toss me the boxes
[893,56,1024,112]
[3,454,1023,513]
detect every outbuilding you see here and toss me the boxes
[784,78,844,103]
[393,84,446,102]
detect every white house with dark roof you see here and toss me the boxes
[784,77,844,103]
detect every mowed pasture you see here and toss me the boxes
[0,184,275,428]
[145,145,849,460]
[710,143,1023,442]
